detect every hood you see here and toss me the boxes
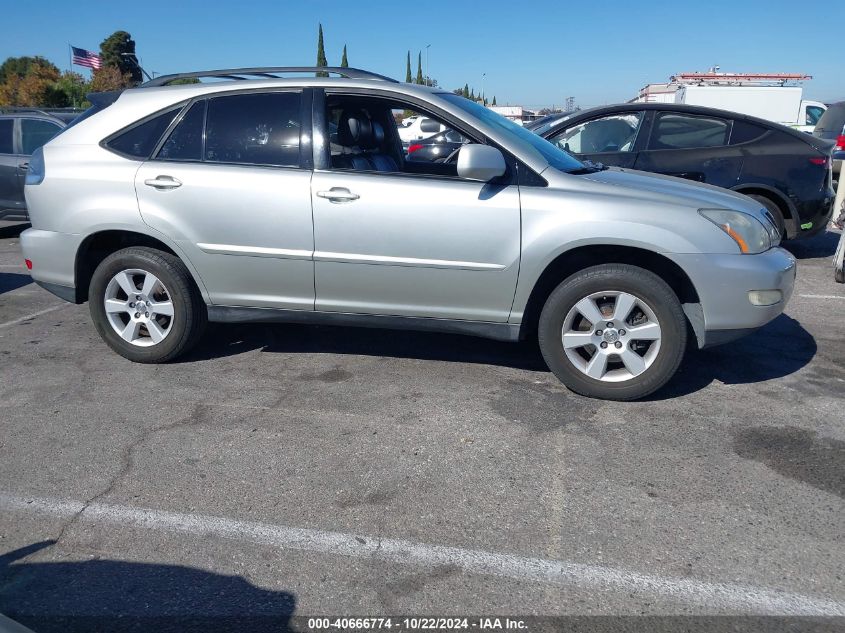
[575,166,771,221]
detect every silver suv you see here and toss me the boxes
[20,67,794,400]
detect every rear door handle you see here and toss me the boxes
[316,187,359,203]
[17,162,29,171]
[144,175,182,190]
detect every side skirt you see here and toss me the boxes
[207,305,522,342]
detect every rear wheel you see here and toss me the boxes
[748,194,786,239]
[538,264,687,401]
[89,247,207,363]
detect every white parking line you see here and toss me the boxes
[799,294,845,300]
[2,491,843,615]
[0,304,64,330]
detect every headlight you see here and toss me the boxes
[699,209,771,254]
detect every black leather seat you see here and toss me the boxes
[332,110,398,172]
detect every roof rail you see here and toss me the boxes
[142,66,398,87]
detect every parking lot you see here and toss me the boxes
[0,220,843,625]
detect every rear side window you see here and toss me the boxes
[204,92,301,167]
[814,104,845,134]
[21,119,62,154]
[158,101,205,161]
[0,120,12,154]
[649,113,730,150]
[106,107,181,159]
[729,120,768,145]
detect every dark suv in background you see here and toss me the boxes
[535,103,835,240]
[813,101,845,180]
[0,108,78,221]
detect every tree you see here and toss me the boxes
[405,51,412,83]
[340,44,348,68]
[463,83,469,98]
[100,31,142,85]
[89,65,131,93]
[469,88,475,100]
[0,56,57,84]
[0,58,60,106]
[415,52,423,84]
[316,23,328,77]
[492,95,497,106]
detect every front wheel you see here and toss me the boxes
[89,247,207,363]
[538,264,687,401]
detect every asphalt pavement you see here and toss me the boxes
[0,221,843,631]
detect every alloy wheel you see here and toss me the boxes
[561,290,662,382]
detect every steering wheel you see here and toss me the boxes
[442,147,462,164]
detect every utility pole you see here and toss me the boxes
[482,73,486,104]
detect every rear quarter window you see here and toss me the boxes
[729,120,769,145]
[105,107,182,159]
[814,104,845,134]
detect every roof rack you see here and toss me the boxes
[142,66,398,88]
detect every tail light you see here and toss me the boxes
[25,259,32,270]
[407,144,423,154]
[835,135,845,151]
[25,147,45,185]
[809,157,829,166]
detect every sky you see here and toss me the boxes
[3,0,843,108]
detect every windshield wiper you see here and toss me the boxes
[567,159,607,175]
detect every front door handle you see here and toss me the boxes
[144,175,182,190]
[316,187,359,203]
[18,162,29,171]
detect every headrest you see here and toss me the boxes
[337,110,377,149]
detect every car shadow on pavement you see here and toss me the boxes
[782,229,840,260]
[182,322,550,372]
[0,222,29,239]
[184,313,814,400]
[651,313,816,400]
[0,272,32,295]
[0,541,296,633]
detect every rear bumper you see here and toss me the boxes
[19,228,81,302]
[792,192,835,239]
[668,247,796,347]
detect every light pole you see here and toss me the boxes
[425,44,431,86]
[482,73,486,104]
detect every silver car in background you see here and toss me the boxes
[20,66,793,400]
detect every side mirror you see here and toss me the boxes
[419,118,441,133]
[456,145,506,181]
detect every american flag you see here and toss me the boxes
[71,46,102,70]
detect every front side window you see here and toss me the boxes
[106,107,181,158]
[806,106,825,127]
[550,113,644,154]
[21,119,62,155]
[0,119,12,154]
[650,113,729,150]
[326,96,480,178]
[204,92,301,167]
[439,93,585,173]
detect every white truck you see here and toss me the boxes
[674,85,826,133]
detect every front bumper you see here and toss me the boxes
[19,228,81,302]
[668,247,796,348]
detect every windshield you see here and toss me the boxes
[440,94,585,173]
[530,113,574,135]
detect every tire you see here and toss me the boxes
[89,246,207,363]
[748,194,786,239]
[538,264,687,401]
